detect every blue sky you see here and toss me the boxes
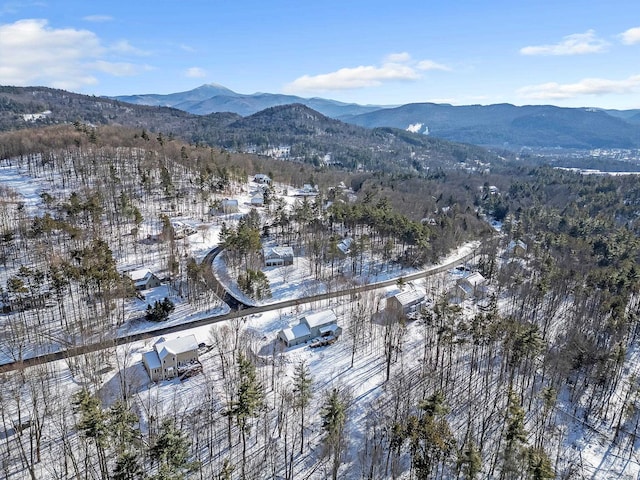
[1,0,640,109]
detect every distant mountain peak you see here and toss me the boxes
[195,83,236,94]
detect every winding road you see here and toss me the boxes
[0,244,479,373]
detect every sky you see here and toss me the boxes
[1,0,640,109]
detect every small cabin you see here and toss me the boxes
[506,240,528,257]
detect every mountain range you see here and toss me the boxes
[113,84,640,150]
[114,83,381,118]
[0,86,498,173]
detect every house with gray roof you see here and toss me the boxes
[126,268,161,291]
[386,289,425,315]
[451,272,487,302]
[142,334,200,382]
[220,198,239,214]
[278,310,341,348]
[263,246,294,267]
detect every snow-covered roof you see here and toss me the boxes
[319,324,340,335]
[459,272,486,287]
[457,283,474,297]
[281,323,311,342]
[507,239,527,251]
[263,246,294,258]
[143,350,161,369]
[393,290,425,307]
[302,310,337,329]
[337,237,353,255]
[127,268,153,282]
[253,174,271,183]
[222,199,238,206]
[155,335,198,361]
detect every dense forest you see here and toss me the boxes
[1,121,640,480]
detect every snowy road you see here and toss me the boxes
[0,243,480,372]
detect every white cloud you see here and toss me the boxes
[520,30,609,56]
[385,52,411,63]
[0,19,150,89]
[185,67,207,78]
[619,26,640,45]
[416,60,451,71]
[284,53,449,93]
[110,40,149,56]
[83,15,113,23]
[518,75,640,100]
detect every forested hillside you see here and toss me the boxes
[0,86,507,175]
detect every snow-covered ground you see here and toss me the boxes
[0,164,45,215]
[3,156,640,479]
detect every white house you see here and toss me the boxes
[278,310,341,348]
[126,268,161,291]
[250,194,264,207]
[142,335,200,382]
[253,174,272,185]
[386,290,425,315]
[263,246,294,267]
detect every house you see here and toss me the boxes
[220,199,239,214]
[295,184,318,196]
[453,272,487,300]
[253,174,272,185]
[142,335,200,382]
[386,289,425,315]
[126,268,161,291]
[336,237,353,256]
[278,310,342,348]
[250,194,264,207]
[263,246,294,267]
[506,239,528,257]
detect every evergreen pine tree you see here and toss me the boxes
[321,388,348,480]
[149,418,196,479]
[292,360,313,454]
[226,353,264,479]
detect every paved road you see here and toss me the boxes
[202,246,249,310]
[0,245,479,373]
